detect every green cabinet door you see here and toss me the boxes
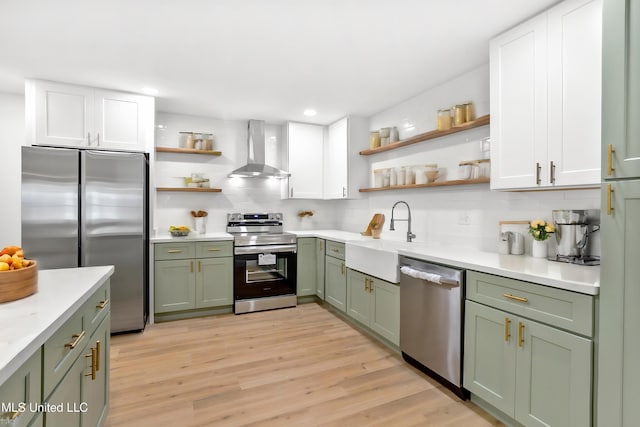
[346,269,370,325]
[316,239,325,299]
[0,350,41,427]
[44,344,86,427]
[196,257,233,308]
[598,180,640,426]
[296,238,317,297]
[602,0,640,179]
[370,278,400,346]
[325,255,346,312]
[464,301,516,417]
[81,313,110,427]
[516,317,592,427]
[154,259,196,313]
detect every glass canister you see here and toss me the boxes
[395,166,406,185]
[370,131,381,149]
[453,105,466,126]
[179,132,195,149]
[437,109,452,131]
[202,133,214,151]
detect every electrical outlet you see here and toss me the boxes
[458,211,471,225]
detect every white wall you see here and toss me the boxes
[153,112,341,234]
[0,93,24,245]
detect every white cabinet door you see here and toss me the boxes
[30,80,94,148]
[490,14,548,190]
[287,122,324,199]
[325,117,348,199]
[94,90,153,152]
[547,0,602,187]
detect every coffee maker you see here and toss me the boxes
[549,210,600,265]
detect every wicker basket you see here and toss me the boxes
[0,261,38,303]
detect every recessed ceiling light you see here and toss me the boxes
[303,109,317,117]
[141,87,159,96]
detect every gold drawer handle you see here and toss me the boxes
[331,248,340,253]
[65,330,86,349]
[85,347,97,380]
[607,184,614,215]
[96,340,101,372]
[505,317,511,342]
[607,144,615,176]
[341,262,345,275]
[207,248,221,252]
[364,278,370,292]
[503,293,528,303]
[167,249,183,254]
[9,409,22,421]
[96,299,110,309]
[518,322,525,347]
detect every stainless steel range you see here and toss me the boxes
[227,212,297,314]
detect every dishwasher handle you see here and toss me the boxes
[400,266,460,287]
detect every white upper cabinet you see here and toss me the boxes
[286,117,367,200]
[287,122,325,199]
[490,0,602,190]
[26,79,154,152]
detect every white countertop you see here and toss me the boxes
[287,230,600,295]
[151,232,233,243]
[0,266,114,386]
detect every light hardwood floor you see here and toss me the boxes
[105,303,503,427]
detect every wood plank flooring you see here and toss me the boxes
[105,303,503,427]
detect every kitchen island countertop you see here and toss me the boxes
[0,266,114,386]
[287,229,599,295]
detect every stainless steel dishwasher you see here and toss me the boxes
[399,256,468,399]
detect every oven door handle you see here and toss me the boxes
[234,244,297,255]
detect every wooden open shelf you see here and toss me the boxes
[359,177,490,192]
[359,114,490,156]
[156,147,222,156]
[156,187,222,193]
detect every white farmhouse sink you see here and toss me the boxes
[345,239,409,283]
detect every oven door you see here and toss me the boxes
[234,249,297,301]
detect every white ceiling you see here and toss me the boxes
[0,0,559,124]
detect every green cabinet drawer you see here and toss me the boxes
[83,280,111,335]
[43,309,87,398]
[325,240,345,260]
[467,271,594,337]
[154,242,195,260]
[0,350,41,427]
[195,241,233,258]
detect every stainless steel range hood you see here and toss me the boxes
[228,120,290,179]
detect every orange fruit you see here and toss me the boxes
[0,254,11,264]
[0,262,9,271]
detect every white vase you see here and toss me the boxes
[532,239,548,258]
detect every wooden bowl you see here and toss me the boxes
[0,261,38,303]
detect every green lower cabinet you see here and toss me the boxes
[346,269,400,346]
[196,257,233,308]
[464,301,592,427]
[81,314,110,427]
[296,238,317,297]
[325,255,346,311]
[154,259,196,313]
[316,239,325,300]
[0,350,41,427]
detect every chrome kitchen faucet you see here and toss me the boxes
[390,200,415,242]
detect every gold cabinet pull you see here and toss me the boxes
[85,347,97,380]
[607,144,616,176]
[341,263,345,275]
[535,162,542,185]
[505,317,511,342]
[167,249,183,254]
[190,261,194,273]
[96,299,110,309]
[8,409,22,421]
[607,184,614,215]
[65,330,86,349]
[198,260,201,273]
[364,278,369,292]
[95,340,101,372]
[207,248,221,252]
[503,293,528,303]
[331,248,340,253]
[518,322,525,347]
[319,242,324,251]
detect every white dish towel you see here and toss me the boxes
[400,266,442,284]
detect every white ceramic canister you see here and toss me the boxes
[395,166,406,185]
[414,166,427,185]
[405,166,415,185]
[389,168,397,186]
[374,169,384,188]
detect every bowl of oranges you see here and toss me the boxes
[0,246,37,303]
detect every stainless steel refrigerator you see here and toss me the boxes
[21,146,148,333]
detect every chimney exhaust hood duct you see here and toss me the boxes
[228,120,290,179]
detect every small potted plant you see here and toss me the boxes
[528,219,555,258]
